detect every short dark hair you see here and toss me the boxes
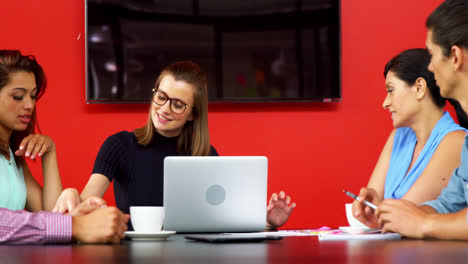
[384,48,468,128]
[426,0,468,57]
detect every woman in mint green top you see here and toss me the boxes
[0,50,63,212]
[352,49,468,228]
[0,147,27,210]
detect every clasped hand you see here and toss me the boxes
[67,196,130,244]
[52,188,81,213]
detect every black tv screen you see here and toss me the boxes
[86,0,341,103]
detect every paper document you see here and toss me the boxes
[220,232,281,238]
[318,232,401,241]
[222,227,340,237]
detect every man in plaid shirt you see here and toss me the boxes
[0,197,129,244]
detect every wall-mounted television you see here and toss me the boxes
[86,0,341,103]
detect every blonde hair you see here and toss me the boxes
[134,61,211,156]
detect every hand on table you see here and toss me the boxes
[267,191,296,230]
[377,199,428,238]
[69,196,108,216]
[72,207,129,244]
[52,188,81,214]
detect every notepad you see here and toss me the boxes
[318,232,401,241]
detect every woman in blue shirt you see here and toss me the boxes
[353,48,468,227]
[375,0,468,240]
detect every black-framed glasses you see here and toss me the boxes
[152,88,193,114]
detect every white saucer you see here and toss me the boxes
[339,226,381,234]
[125,230,176,240]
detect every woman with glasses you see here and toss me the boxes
[54,61,295,230]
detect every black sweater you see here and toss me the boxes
[92,131,218,228]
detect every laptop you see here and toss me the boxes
[163,156,268,232]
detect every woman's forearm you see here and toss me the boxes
[41,149,63,211]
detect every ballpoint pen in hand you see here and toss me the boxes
[343,190,378,210]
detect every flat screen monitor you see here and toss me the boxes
[86,0,341,103]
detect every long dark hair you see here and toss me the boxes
[0,50,46,161]
[384,48,468,128]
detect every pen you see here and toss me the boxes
[342,190,378,210]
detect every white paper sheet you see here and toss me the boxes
[318,232,401,241]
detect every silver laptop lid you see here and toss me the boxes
[163,156,268,232]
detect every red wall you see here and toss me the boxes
[1,0,447,229]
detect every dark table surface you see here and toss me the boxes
[2,234,468,264]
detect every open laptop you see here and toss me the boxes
[163,156,268,233]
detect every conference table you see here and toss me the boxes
[2,234,468,264]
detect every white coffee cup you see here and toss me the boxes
[345,203,369,228]
[130,206,165,233]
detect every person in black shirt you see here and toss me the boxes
[54,61,295,230]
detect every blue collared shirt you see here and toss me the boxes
[423,135,468,214]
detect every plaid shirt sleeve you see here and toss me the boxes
[0,208,72,244]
